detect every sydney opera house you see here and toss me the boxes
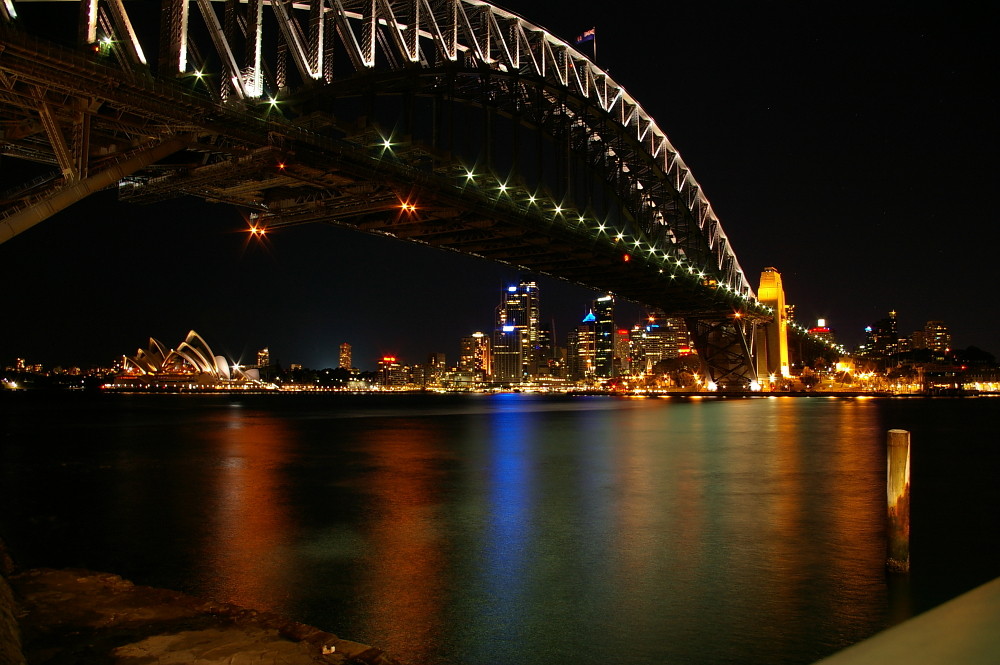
[107,330,265,390]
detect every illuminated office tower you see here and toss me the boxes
[566,311,597,381]
[427,353,447,385]
[492,325,521,382]
[339,342,352,370]
[492,279,540,382]
[533,323,555,375]
[593,294,615,377]
[614,328,631,376]
[377,356,405,388]
[756,267,790,380]
[256,347,270,368]
[460,332,492,377]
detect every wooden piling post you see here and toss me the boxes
[887,429,911,572]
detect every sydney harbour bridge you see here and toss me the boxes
[0,0,815,389]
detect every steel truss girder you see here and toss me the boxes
[0,136,188,243]
[2,2,763,360]
[686,316,759,391]
[7,0,752,296]
[322,68,737,292]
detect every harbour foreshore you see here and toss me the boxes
[0,542,403,665]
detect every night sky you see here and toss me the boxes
[1,0,995,370]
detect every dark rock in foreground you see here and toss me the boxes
[9,568,404,665]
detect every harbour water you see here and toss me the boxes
[1,393,998,664]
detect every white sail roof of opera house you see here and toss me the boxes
[123,330,257,382]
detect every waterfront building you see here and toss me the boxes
[339,342,352,370]
[377,356,406,388]
[923,321,951,354]
[867,311,900,357]
[632,313,691,374]
[426,353,447,386]
[593,294,615,377]
[459,332,491,379]
[808,319,835,343]
[531,323,555,376]
[491,325,521,382]
[615,328,631,376]
[491,279,540,382]
[112,330,262,389]
[566,311,597,381]
[518,278,541,375]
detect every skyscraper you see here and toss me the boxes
[614,327,631,376]
[491,279,540,382]
[426,352,447,386]
[593,294,615,377]
[339,342,352,370]
[460,332,491,377]
[377,356,405,388]
[566,311,597,381]
[256,347,270,368]
[871,311,899,357]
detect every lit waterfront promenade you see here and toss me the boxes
[815,576,1000,665]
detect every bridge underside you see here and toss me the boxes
[0,11,766,388]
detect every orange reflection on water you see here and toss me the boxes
[762,398,888,645]
[824,401,890,626]
[357,422,445,657]
[201,408,296,611]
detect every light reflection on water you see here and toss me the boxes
[3,394,998,664]
[200,408,297,611]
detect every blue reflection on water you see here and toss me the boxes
[475,404,536,658]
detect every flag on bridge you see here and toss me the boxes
[575,28,596,44]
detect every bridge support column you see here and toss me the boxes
[0,137,187,245]
[686,316,758,391]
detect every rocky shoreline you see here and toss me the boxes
[0,544,403,665]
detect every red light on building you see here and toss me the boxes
[623,254,631,262]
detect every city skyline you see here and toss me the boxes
[1,0,994,369]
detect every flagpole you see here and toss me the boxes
[593,29,597,63]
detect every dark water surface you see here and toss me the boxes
[2,393,998,664]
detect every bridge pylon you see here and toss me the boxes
[754,267,790,388]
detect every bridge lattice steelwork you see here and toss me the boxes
[0,0,775,388]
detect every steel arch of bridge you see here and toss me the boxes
[0,0,770,388]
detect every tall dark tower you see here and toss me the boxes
[872,310,899,357]
[593,294,615,377]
